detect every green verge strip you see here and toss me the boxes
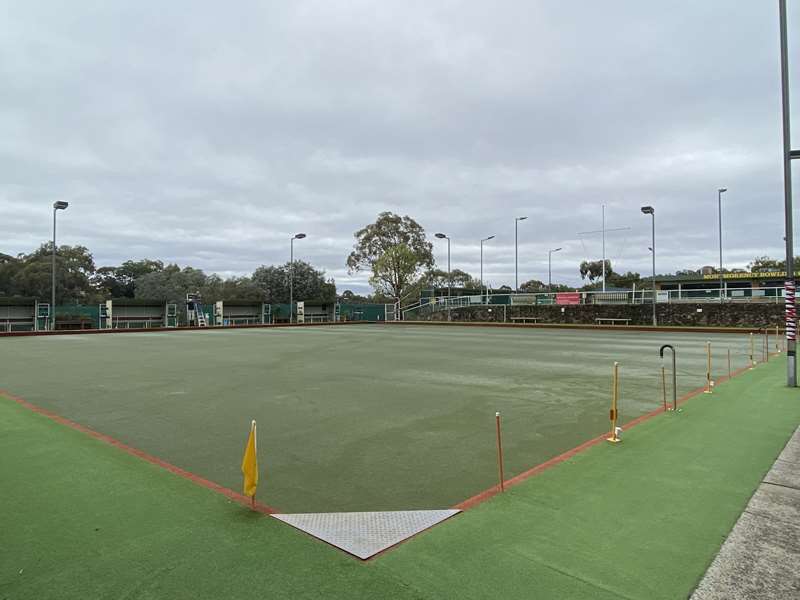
[0,399,420,600]
[1,358,798,599]
[376,357,800,600]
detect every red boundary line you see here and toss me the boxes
[453,361,758,511]
[0,320,372,338]
[0,388,458,562]
[3,318,777,338]
[0,352,776,561]
[0,389,279,516]
[391,320,767,335]
[363,510,463,562]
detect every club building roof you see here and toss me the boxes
[656,269,798,290]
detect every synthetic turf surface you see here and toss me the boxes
[1,355,797,599]
[0,324,759,512]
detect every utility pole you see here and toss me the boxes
[435,233,451,321]
[602,205,606,291]
[548,248,562,292]
[51,201,69,330]
[779,0,797,386]
[481,235,495,301]
[515,216,527,292]
[578,205,630,292]
[641,206,656,326]
[718,188,728,302]
[289,233,306,323]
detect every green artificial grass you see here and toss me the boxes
[378,357,800,599]
[0,398,420,600]
[0,325,760,512]
[1,357,797,599]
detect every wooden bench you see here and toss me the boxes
[55,319,93,331]
[111,317,163,329]
[595,318,631,326]
[223,317,261,326]
[510,316,540,324]
[0,318,35,332]
[303,315,330,323]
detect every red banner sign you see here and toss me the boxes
[556,292,582,305]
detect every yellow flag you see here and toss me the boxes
[241,420,258,498]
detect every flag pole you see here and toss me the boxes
[252,420,257,509]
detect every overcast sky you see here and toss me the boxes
[1,1,798,292]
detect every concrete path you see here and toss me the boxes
[691,427,800,599]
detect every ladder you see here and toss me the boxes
[195,306,207,327]
[186,293,208,327]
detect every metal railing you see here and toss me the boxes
[402,286,786,319]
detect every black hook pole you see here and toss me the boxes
[659,344,677,411]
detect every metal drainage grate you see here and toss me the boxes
[272,509,461,559]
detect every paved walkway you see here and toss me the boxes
[692,426,800,599]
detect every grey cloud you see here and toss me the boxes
[1,1,798,293]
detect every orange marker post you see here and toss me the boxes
[495,412,505,492]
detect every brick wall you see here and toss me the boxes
[426,303,784,328]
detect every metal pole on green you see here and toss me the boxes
[779,0,796,386]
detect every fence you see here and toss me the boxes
[402,287,786,319]
[0,301,389,331]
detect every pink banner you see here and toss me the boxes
[556,292,581,305]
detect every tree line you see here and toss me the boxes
[2,211,783,306]
[0,244,336,306]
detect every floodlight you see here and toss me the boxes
[53,201,69,210]
[640,206,654,214]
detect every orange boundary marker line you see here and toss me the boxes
[0,388,455,562]
[0,351,778,560]
[390,319,767,336]
[453,361,757,511]
[0,320,371,338]
[363,511,463,562]
[0,389,279,516]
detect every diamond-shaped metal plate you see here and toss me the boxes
[272,510,460,559]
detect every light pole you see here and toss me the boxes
[51,201,69,330]
[779,0,797,387]
[515,216,527,292]
[480,235,495,301]
[717,188,727,302]
[548,247,562,292]
[435,233,451,321]
[289,233,306,323]
[641,206,656,326]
